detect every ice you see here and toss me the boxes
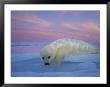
[11,52,100,77]
[42,69,99,77]
[11,42,100,77]
[12,53,40,62]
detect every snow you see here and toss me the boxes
[11,42,100,77]
[11,52,100,77]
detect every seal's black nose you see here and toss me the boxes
[45,63,50,65]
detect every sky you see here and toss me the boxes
[11,11,100,47]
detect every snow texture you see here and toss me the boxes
[11,41,100,77]
[12,52,100,77]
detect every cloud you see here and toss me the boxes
[61,21,100,43]
[12,27,99,43]
[81,21,99,32]
[12,15,51,27]
[62,23,81,30]
[11,29,65,42]
[62,21,100,35]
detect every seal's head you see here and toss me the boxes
[40,46,55,65]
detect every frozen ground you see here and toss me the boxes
[11,52,100,77]
[11,42,100,77]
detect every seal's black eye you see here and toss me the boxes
[42,57,44,59]
[48,56,51,59]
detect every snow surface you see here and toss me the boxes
[11,52,100,77]
[11,42,100,77]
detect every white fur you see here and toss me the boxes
[40,38,99,65]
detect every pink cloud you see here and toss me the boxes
[62,21,100,35]
[61,21,100,42]
[12,29,65,41]
[12,15,51,27]
[81,21,99,32]
[12,27,99,42]
[62,23,81,30]
[70,32,99,41]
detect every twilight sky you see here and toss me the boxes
[11,11,100,46]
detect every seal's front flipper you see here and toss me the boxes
[51,47,63,66]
